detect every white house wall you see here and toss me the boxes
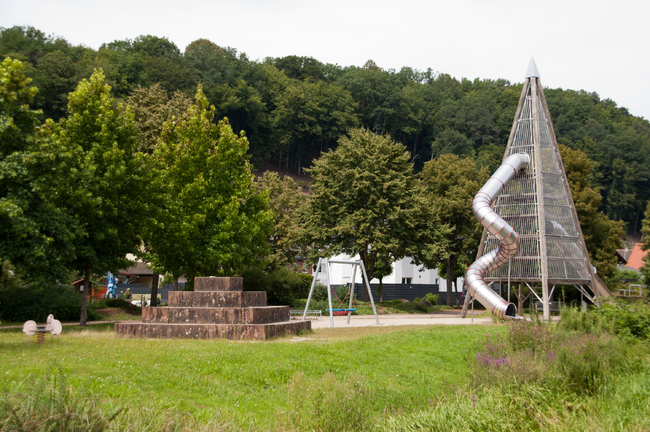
[320,254,464,293]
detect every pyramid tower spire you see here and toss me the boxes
[466,61,611,321]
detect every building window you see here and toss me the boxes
[402,278,412,284]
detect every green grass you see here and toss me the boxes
[0,324,486,429]
[2,319,649,431]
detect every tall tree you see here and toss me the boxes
[301,128,437,298]
[125,83,191,153]
[270,79,359,172]
[418,154,489,306]
[44,69,145,325]
[0,57,76,286]
[144,86,273,281]
[255,171,305,270]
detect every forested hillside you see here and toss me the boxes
[2,25,649,234]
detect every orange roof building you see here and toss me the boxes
[625,243,647,272]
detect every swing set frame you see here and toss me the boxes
[302,257,381,328]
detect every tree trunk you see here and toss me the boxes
[454,280,459,305]
[446,257,454,306]
[173,278,178,291]
[80,263,90,326]
[362,271,370,302]
[518,282,524,315]
[151,273,159,307]
[378,278,384,302]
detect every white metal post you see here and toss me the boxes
[302,258,321,321]
[348,264,357,325]
[325,259,334,328]
[359,261,380,325]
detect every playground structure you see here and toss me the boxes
[23,314,62,343]
[465,153,530,319]
[303,258,380,328]
[463,59,612,322]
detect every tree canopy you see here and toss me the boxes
[417,154,489,305]
[300,128,434,290]
[143,86,273,280]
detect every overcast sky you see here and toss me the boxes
[2,0,649,120]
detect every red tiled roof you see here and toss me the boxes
[626,243,647,271]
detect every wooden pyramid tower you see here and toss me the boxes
[472,59,611,321]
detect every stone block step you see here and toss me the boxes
[142,306,289,324]
[115,321,311,340]
[194,277,242,292]
[168,291,266,308]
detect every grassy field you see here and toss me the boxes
[0,324,488,429]
[1,315,649,431]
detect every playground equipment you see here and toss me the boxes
[463,59,612,322]
[465,153,530,319]
[303,258,380,328]
[23,314,62,343]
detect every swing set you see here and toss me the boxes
[302,258,380,328]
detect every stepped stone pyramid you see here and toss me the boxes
[115,277,310,340]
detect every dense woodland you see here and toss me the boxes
[2,26,649,234]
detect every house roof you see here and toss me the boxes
[120,262,154,276]
[625,243,647,271]
[71,279,94,286]
[616,248,633,263]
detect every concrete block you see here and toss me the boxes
[142,306,290,324]
[115,320,311,340]
[194,277,243,292]
[168,291,266,308]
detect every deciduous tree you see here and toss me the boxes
[0,57,76,286]
[125,83,191,153]
[144,86,273,281]
[301,128,437,299]
[417,154,489,306]
[255,171,305,270]
[44,69,145,325]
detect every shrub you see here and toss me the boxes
[311,283,328,301]
[559,302,650,340]
[282,372,374,432]
[593,300,650,340]
[558,306,611,335]
[243,267,315,307]
[424,293,439,305]
[0,285,100,323]
[507,319,554,355]
[241,267,271,292]
[413,302,428,312]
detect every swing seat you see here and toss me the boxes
[327,308,356,316]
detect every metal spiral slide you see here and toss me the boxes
[465,153,530,319]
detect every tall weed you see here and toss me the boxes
[0,368,117,431]
[281,372,374,432]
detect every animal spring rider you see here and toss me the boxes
[23,314,63,343]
